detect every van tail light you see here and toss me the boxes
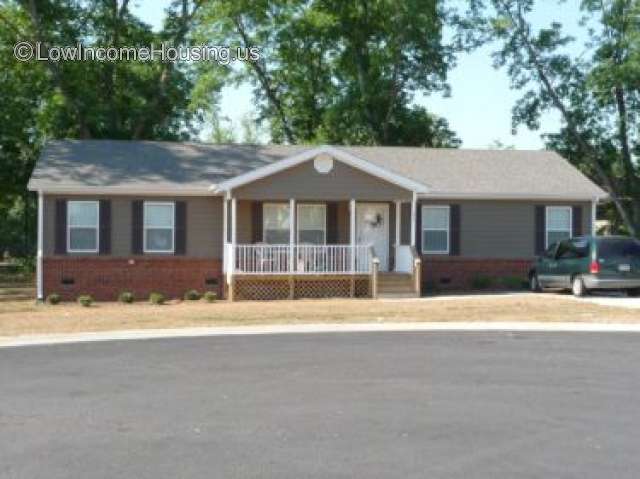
[590,261,600,274]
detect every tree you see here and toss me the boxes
[196,0,460,146]
[473,0,640,235]
[0,0,224,257]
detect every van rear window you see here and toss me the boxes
[597,239,640,258]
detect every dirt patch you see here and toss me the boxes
[0,294,638,337]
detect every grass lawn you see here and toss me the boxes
[0,294,638,337]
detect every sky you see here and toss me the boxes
[132,0,589,149]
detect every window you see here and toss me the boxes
[68,201,99,253]
[598,238,640,259]
[422,205,449,254]
[263,203,290,244]
[144,202,175,253]
[556,239,588,260]
[546,206,572,248]
[543,242,558,259]
[297,204,326,244]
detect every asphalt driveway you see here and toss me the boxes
[2,332,640,478]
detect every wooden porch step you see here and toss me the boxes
[378,292,421,299]
[377,273,418,298]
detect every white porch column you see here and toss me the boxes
[289,198,296,272]
[591,199,598,236]
[395,200,401,247]
[350,199,356,272]
[230,196,237,276]
[410,192,417,247]
[36,190,43,301]
[222,196,228,278]
[395,200,401,273]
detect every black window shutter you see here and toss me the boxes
[450,204,461,256]
[99,200,111,255]
[175,201,186,255]
[251,201,263,243]
[400,203,411,245]
[535,205,546,255]
[572,206,583,237]
[54,199,67,255]
[415,203,422,254]
[326,202,338,244]
[132,200,143,254]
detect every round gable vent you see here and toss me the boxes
[313,154,334,174]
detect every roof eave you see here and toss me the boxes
[418,191,609,201]
[28,183,221,196]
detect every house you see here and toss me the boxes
[27,140,606,301]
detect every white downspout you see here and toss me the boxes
[410,192,417,247]
[591,198,598,236]
[350,199,356,272]
[289,198,296,272]
[223,195,228,280]
[395,200,401,272]
[36,190,44,301]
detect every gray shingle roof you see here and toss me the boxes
[28,139,606,199]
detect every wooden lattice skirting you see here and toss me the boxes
[232,275,371,301]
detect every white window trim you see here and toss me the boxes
[67,200,100,253]
[143,201,175,253]
[421,205,450,255]
[262,202,291,245]
[296,203,327,244]
[545,206,573,249]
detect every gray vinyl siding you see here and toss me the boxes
[234,159,411,201]
[44,195,223,258]
[414,200,592,259]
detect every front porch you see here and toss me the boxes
[222,198,421,301]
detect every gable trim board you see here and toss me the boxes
[212,146,429,195]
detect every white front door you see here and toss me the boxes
[356,203,389,271]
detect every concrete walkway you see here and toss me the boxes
[2,320,640,348]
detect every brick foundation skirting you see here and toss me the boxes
[43,257,223,301]
[421,257,532,291]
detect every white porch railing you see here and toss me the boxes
[230,244,372,275]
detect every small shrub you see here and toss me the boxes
[422,280,439,293]
[149,292,166,305]
[184,289,201,301]
[500,276,527,290]
[118,291,135,304]
[46,293,61,305]
[470,275,493,290]
[203,291,218,303]
[77,295,94,307]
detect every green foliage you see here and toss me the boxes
[118,291,135,304]
[149,292,166,305]
[203,291,218,302]
[184,289,201,301]
[499,276,527,290]
[198,0,461,147]
[478,0,640,235]
[77,295,94,307]
[422,280,440,294]
[0,0,223,257]
[46,293,61,305]
[470,275,493,290]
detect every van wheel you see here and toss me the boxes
[529,273,542,293]
[572,276,588,297]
